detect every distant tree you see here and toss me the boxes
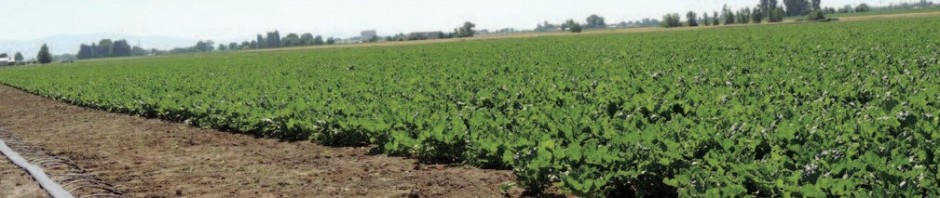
[805,10,826,21]
[273,31,282,47]
[326,37,336,45]
[454,21,477,38]
[14,52,24,62]
[760,0,780,16]
[661,13,682,27]
[265,31,281,48]
[229,42,238,51]
[300,33,315,45]
[563,19,584,32]
[206,40,215,51]
[535,21,561,32]
[97,39,114,57]
[282,33,301,47]
[686,11,698,26]
[389,33,402,41]
[783,0,810,16]
[37,44,52,64]
[76,39,134,59]
[314,35,325,45]
[722,5,736,25]
[77,44,92,59]
[752,6,765,23]
[738,7,751,24]
[769,7,786,22]
[712,11,721,25]
[130,46,148,56]
[90,43,98,58]
[194,40,214,52]
[52,54,76,62]
[702,12,711,26]
[811,0,821,11]
[823,7,837,14]
[839,5,853,13]
[111,40,132,57]
[855,3,870,12]
[218,44,227,51]
[585,14,607,28]
[240,41,251,50]
[256,34,265,49]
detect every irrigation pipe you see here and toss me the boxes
[0,138,75,198]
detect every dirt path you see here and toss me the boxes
[0,154,48,198]
[0,85,516,197]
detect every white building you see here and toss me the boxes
[361,30,377,42]
[0,57,14,65]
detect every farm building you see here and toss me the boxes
[361,30,377,42]
[0,57,14,65]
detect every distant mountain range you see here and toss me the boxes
[0,33,197,59]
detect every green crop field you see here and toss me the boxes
[2,16,940,196]
[826,7,940,18]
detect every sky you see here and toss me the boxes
[0,0,917,43]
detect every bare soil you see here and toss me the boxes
[0,154,48,198]
[0,85,518,197]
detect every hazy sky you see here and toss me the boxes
[0,0,914,41]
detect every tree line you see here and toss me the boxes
[0,52,26,65]
[213,31,339,52]
[72,21,479,58]
[664,0,787,28]
[77,39,149,59]
[2,44,54,65]
[660,0,870,28]
[534,14,638,33]
[160,31,339,54]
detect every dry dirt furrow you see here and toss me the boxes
[0,153,48,198]
[0,85,516,197]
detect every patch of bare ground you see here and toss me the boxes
[0,153,48,198]
[0,85,523,197]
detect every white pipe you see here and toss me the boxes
[0,138,74,198]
